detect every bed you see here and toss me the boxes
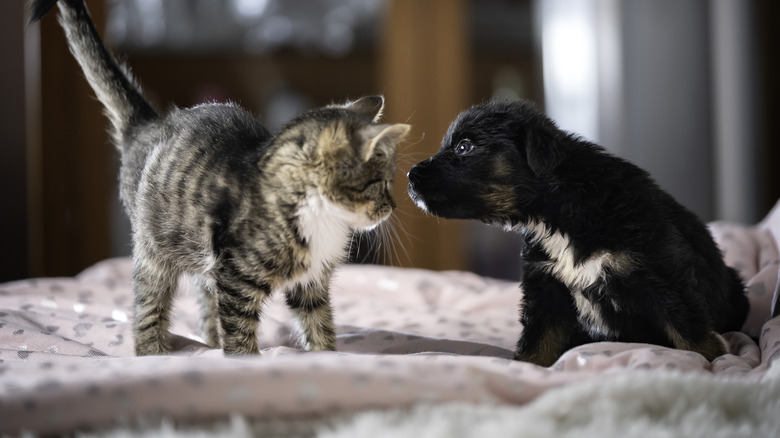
[2,201,779,437]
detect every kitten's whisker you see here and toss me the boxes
[399,132,426,152]
[386,216,412,266]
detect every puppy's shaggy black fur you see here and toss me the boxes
[407,99,749,367]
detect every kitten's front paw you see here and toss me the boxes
[295,322,336,352]
[306,341,336,352]
[221,337,261,355]
[135,340,170,356]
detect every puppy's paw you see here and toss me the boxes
[692,332,729,362]
[513,348,560,367]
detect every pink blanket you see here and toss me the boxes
[1,202,779,436]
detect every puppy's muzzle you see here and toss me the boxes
[407,158,434,212]
[407,158,432,187]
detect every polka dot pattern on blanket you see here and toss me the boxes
[2,200,780,436]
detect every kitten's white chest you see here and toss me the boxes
[291,192,353,287]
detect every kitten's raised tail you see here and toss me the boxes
[28,0,159,145]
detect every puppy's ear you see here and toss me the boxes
[525,130,563,176]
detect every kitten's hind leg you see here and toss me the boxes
[285,279,336,352]
[132,258,180,356]
[194,276,221,348]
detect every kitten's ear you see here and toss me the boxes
[361,123,411,162]
[347,95,385,122]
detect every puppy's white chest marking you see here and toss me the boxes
[523,221,620,290]
[521,221,632,337]
[571,289,613,338]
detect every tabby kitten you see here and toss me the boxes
[30,0,410,355]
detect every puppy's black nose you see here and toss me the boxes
[407,167,418,183]
[407,158,432,181]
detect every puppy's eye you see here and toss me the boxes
[454,139,474,156]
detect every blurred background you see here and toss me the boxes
[2,0,778,282]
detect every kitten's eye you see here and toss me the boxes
[454,139,474,156]
[362,179,382,191]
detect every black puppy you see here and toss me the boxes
[407,99,749,367]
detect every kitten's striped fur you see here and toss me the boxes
[30,0,410,355]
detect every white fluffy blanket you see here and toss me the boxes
[74,362,780,437]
